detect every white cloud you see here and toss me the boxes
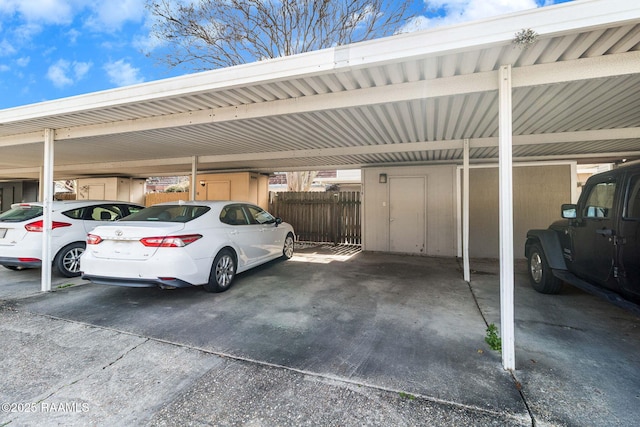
[406,0,547,31]
[16,56,30,67]
[103,59,144,87]
[0,64,10,72]
[0,0,147,35]
[46,58,92,88]
[0,0,80,25]
[0,39,17,56]
[67,28,81,44]
[85,0,146,32]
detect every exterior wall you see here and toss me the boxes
[0,180,49,208]
[0,182,23,212]
[363,165,457,256]
[364,163,572,259]
[77,177,146,203]
[193,172,269,210]
[468,164,573,258]
[257,174,269,209]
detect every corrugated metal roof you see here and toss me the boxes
[0,0,638,180]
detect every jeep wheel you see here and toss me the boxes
[527,243,563,294]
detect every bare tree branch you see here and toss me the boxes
[146,0,417,71]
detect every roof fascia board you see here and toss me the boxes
[339,0,640,69]
[1,0,637,124]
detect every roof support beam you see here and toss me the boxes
[190,156,198,201]
[498,64,515,371]
[41,129,54,293]
[1,127,638,178]
[462,139,470,283]
[512,50,640,87]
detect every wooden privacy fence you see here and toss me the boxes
[269,191,361,245]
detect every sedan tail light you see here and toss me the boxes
[87,234,103,245]
[140,234,202,248]
[25,220,72,232]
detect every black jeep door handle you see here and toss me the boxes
[596,228,613,236]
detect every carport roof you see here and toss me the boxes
[0,0,639,180]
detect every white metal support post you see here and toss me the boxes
[498,65,516,370]
[463,139,470,282]
[190,156,198,201]
[41,129,55,292]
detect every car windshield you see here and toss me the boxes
[120,205,210,223]
[0,205,43,222]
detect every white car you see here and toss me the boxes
[81,201,295,292]
[0,201,144,277]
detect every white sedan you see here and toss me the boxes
[0,201,144,277]
[81,201,295,292]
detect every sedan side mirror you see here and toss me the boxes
[275,217,283,227]
[561,204,577,219]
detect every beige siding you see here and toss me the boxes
[364,163,572,259]
[468,164,572,258]
[363,165,457,256]
[193,172,269,210]
[76,177,146,204]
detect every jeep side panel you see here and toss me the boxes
[619,171,640,298]
[525,229,567,271]
[570,173,620,291]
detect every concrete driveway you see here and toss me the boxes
[1,244,639,426]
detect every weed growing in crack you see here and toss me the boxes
[485,323,502,351]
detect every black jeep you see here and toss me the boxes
[525,163,640,307]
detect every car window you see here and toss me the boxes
[244,205,276,225]
[583,181,616,219]
[624,175,640,220]
[87,204,127,221]
[62,207,85,220]
[0,205,43,222]
[123,205,144,216]
[220,205,249,226]
[120,205,209,222]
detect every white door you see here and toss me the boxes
[389,176,426,254]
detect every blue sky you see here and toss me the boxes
[0,0,571,110]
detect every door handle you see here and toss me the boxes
[596,228,613,236]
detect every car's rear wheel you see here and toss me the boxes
[527,242,562,294]
[282,233,294,259]
[204,249,236,293]
[55,242,85,278]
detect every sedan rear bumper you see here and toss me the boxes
[82,274,197,289]
[0,257,42,268]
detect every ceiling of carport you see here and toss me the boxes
[0,0,639,180]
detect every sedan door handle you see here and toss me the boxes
[229,230,239,236]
